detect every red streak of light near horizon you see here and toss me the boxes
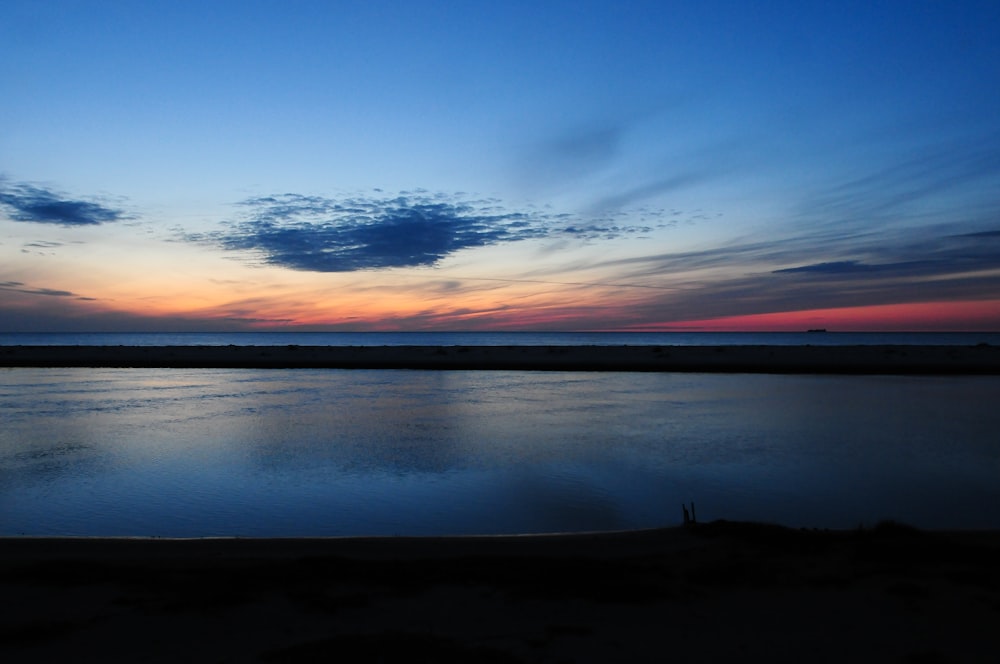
[628,300,1000,332]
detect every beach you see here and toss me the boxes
[2,343,1000,373]
[4,345,1000,661]
[3,522,999,662]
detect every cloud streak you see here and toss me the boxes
[188,192,664,272]
[587,223,1000,325]
[0,181,129,226]
[588,172,709,215]
[0,280,96,301]
[794,138,1000,231]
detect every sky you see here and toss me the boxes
[2,1,1000,332]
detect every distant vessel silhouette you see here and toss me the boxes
[806,328,828,333]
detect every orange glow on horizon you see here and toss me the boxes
[25,260,999,332]
[101,296,1000,332]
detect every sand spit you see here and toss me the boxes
[2,522,999,662]
[2,343,999,373]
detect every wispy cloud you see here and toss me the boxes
[0,181,129,226]
[0,280,87,298]
[22,241,65,249]
[588,171,710,215]
[772,261,871,275]
[524,121,626,186]
[187,191,663,272]
[590,224,1000,324]
[960,230,1000,239]
[794,138,1000,231]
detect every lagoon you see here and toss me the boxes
[2,368,998,536]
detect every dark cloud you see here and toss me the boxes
[33,287,75,297]
[588,223,1000,324]
[23,240,64,248]
[603,216,1000,285]
[772,261,869,274]
[561,222,656,239]
[0,281,80,298]
[216,316,295,325]
[188,192,660,272]
[0,281,298,332]
[0,304,286,333]
[0,182,128,225]
[958,229,1000,239]
[196,192,543,271]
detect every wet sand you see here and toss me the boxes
[2,343,999,373]
[2,522,999,662]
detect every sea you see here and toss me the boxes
[2,331,999,536]
[2,330,999,346]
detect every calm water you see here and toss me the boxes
[2,368,998,536]
[2,331,999,346]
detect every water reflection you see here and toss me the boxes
[1,368,998,535]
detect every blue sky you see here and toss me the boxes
[2,1,999,331]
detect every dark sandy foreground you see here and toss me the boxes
[2,522,999,663]
[3,343,1000,373]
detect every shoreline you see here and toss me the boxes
[3,522,999,661]
[3,521,999,560]
[0,526,703,564]
[2,343,999,373]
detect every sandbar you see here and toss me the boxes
[2,343,999,373]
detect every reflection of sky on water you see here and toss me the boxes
[1,369,998,536]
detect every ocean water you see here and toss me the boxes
[2,368,998,536]
[1,330,999,346]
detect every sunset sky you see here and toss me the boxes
[3,1,999,332]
